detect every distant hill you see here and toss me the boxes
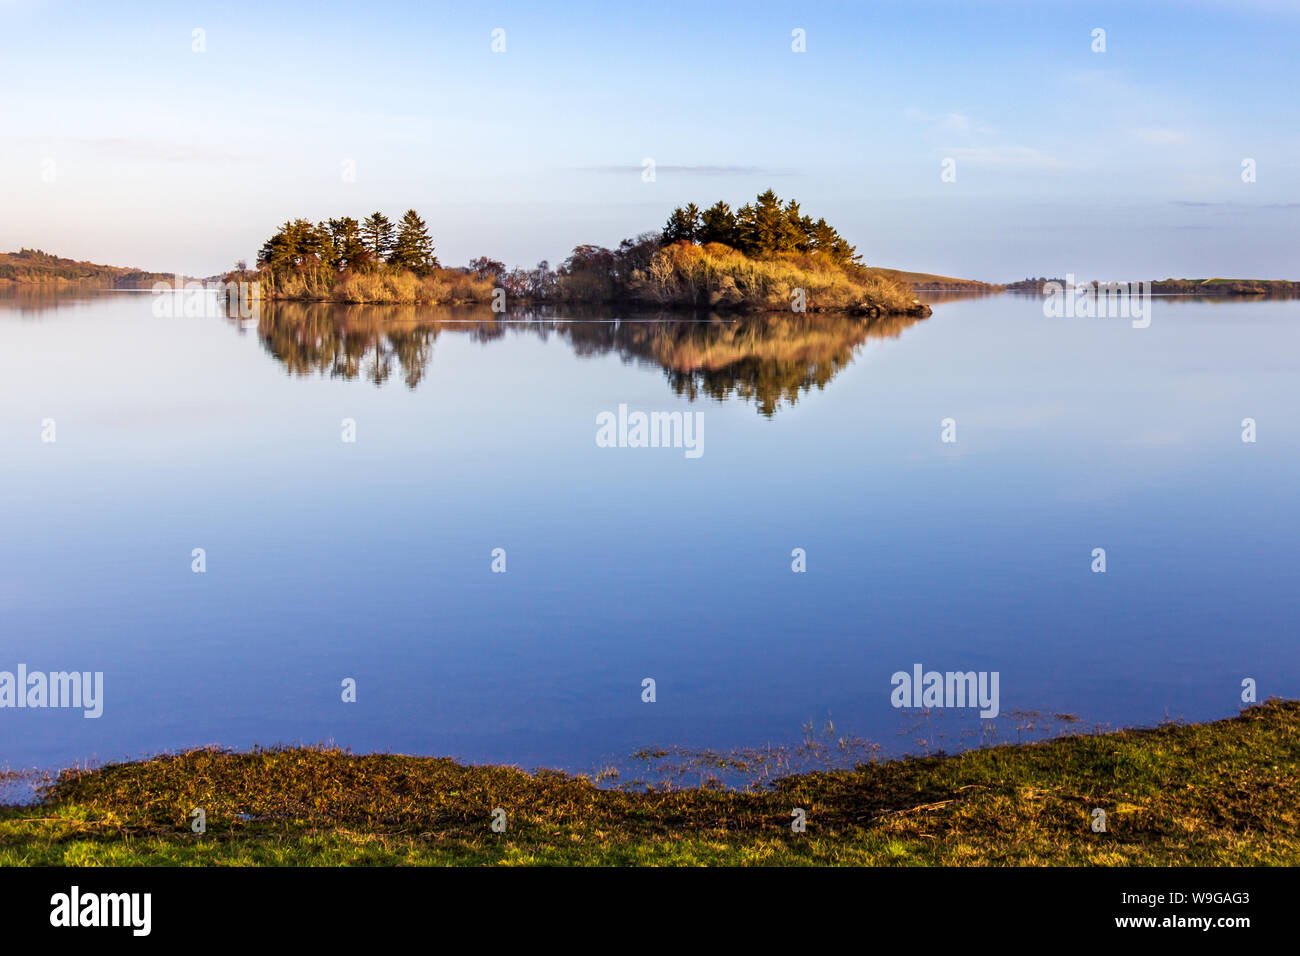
[0,249,172,286]
[867,267,1004,292]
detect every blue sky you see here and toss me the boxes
[2,0,1298,280]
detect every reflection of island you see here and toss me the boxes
[252,303,927,416]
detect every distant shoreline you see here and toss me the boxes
[1004,277,1300,296]
[8,248,1299,305]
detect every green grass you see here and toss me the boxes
[3,700,1296,866]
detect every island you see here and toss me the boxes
[231,191,934,317]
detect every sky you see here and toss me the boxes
[1,0,1298,281]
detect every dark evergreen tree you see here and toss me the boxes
[699,201,738,247]
[328,217,368,270]
[361,212,395,261]
[661,204,702,244]
[390,209,438,274]
[257,218,323,273]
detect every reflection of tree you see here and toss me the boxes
[254,303,926,416]
[256,302,436,387]
[563,312,923,416]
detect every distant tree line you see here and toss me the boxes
[1003,277,1065,292]
[661,190,860,266]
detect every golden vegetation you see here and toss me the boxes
[629,241,926,315]
[256,265,495,305]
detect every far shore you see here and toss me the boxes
[1006,276,1300,296]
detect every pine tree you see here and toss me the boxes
[807,217,860,265]
[661,204,702,244]
[328,217,368,270]
[257,218,322,273]
[256,220,296,272]
[733,202,757,255]
[699,201,738,247]
[361,212,395,261]
[750,189,788,252]
[390,209,438,274]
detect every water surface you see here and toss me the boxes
[1,289,1297,779]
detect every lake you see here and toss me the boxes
[2,288,1297,784]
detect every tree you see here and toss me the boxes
[560,244,617,300]
[613,232,661,284]
[699,201,738,247]
[527,260,557,299]
[328,217,368,270]
[661,204,701,244]
[256,218,323,273]
[751,190,797,253]
[469,256,505,281]
[361,212,395,261]
[732,202,757,255]
[782,200,814,253]
[807,217,859,265]
[390,209,438,274]
[300,220,330,263]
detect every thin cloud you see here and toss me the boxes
[1171,200,1300,209]
[19,135,242,163]
[578,164,790,176]
[942,146,1071,170]
[912,109,1062,169]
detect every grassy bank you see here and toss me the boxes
[2,700,1295,866]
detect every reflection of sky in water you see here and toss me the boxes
[1,291,1297,777]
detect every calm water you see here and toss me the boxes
[2,288,1298,779]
